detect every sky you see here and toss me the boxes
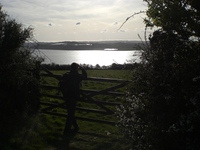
[1,0,148,42]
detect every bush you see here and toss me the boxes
[117,0,200,149]
[0,4,42,145]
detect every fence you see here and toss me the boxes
[39,67,130,125]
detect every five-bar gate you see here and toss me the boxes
[40,67,130,125]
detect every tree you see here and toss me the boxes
[0,4,42,145]
[117,0,200,149]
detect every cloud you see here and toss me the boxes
[113,22,118,25]
[1,0,146,22]
[101,29,108,33]
[119,29,126,32]
[0,0,147,41]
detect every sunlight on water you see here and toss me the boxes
[37,50,141,66]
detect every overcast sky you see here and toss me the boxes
[1,0,148,42]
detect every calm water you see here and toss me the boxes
[36,49,141,66]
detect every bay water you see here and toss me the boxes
[36,49,141,66]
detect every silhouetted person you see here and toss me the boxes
[63,63,87,134]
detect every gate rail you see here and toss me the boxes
[40,68,130,125]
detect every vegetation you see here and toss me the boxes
[0,4,42,149]
[5,70,131,149]
[41,62,138,70]
[117,0,200,149]
[2,0,200,149]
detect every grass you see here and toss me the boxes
[11,70,132,150]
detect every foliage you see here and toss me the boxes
[117,0,200,149]
[0,4,42,146]
[144,0,200,39]
[41,62,138,70]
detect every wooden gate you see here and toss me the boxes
[40,67,130,125]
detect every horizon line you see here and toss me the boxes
[38,39,145,43]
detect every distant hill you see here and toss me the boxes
[36,41,145,50]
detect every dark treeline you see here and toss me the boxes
[41,62,139,70]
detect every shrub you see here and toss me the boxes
[0,4,42,144]
[117,0,200,149]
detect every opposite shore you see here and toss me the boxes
[34,40,144,51]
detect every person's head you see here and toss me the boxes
[70,62,79,72]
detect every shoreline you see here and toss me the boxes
[41,62,139,70]
[36,41,144,51]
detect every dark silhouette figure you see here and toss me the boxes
[63,63,87,135]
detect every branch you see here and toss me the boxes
[117,10,146,31]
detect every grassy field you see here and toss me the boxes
[12,70,132,150]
